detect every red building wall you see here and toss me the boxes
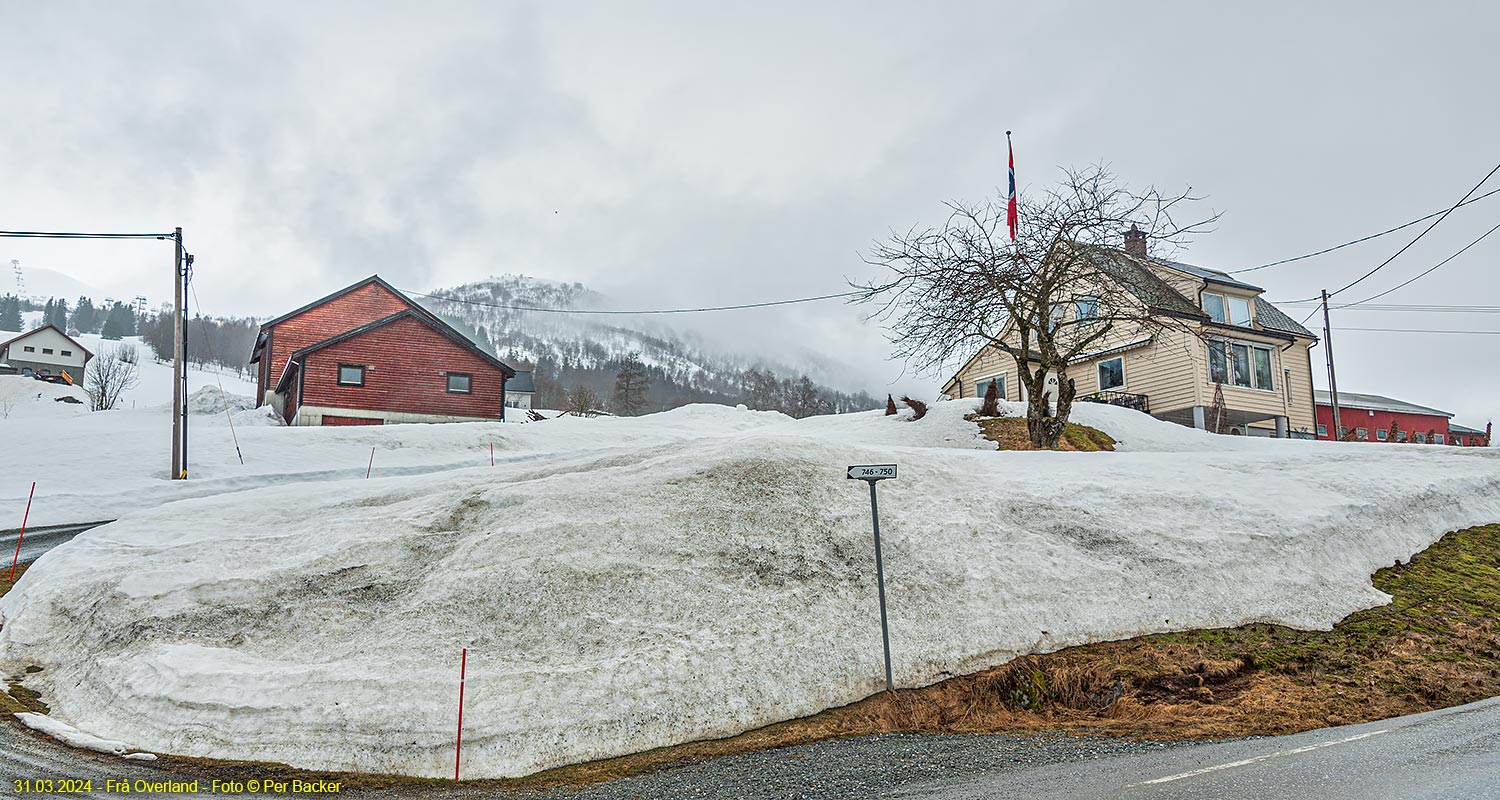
[259,282,414,400]
[1315,404,1452,443]
[299,315,504,420]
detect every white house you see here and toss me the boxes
[504,370,535,410]
[0,324,92,383]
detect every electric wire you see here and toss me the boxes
[1276,162,1500,304]
[1229,185,1500,274]
[401,288,864,315]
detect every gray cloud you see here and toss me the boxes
[1,1,1496,423]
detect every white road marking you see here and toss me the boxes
[1135,729,1390,785]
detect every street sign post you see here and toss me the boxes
[848,464,897,692]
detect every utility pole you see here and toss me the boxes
[171,227,185,479]
[1321,289,1342,441]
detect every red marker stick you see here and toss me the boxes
[454,647,467,781]
[9,482,36,582]
[490,441,494,467]
[366,447,375,479]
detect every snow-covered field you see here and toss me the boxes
[0,398,1498,779]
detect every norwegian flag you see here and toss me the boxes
[1006,131,1017,240]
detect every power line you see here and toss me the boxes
[1277,161,1500,304]
[1334,326,1500,335]
[1332,220,1500,310]
[1283,303,1500,313]
[1229,185,1500,274]
[0,230,175,240]
[402,288,863,315]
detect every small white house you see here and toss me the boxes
[505,370,535,410]
[0,324,92,383]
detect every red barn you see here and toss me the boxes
[249,276,515,426]
[1313,390,1454,444]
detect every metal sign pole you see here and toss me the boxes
[866,478,894,693]
[848,463,898,692]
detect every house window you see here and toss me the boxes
[1252,348,1273,391]
[975,375,1005,400]
[1397,431,1408,442]
[1228,297,1252,327]
[1202,293,1226,323]
[42,348,54,354]
[61,350,72,357]
[1074,296,1100,323]
[1414,432,1426,444]
[1376,428,1388,441]
[1230,343,1251,387]
[1317,424,1328,438]
[1209,341,1275,390]
[337,364,366,386]
[1356,427,1368,440]
[1098,358,1124,391]
[1435,433,1445,444]
[22,345,35,352]
[446,372,472,394]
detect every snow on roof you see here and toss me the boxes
[1313,389,1452,418]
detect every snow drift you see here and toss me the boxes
[1,401,1498,779]
[0,375,89,418]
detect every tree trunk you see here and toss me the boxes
[1022,364,1076,450]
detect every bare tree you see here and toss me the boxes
[563,384,602,417]
[852,165,1218,449]
[85,343,141,411]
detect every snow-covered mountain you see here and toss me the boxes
[416,274,879,413]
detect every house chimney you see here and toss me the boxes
[1123,224,1147,257]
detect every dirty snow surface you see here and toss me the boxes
[2,400,1499,779]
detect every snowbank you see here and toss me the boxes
[1,401,1498,779]
[0,375,89,419]
[14,712,131,756]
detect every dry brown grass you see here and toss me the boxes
[970,414,1117,452]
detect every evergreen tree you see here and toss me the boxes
[41,299,54,328]
[611,354,650,416]
[0,295,21,332]
[48,298,69,329]
[71,297,100,333]
[1388,419,1400,444]
[101,302,134,340]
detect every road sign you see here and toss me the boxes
[847,464,897,481]
[848,463,898,692]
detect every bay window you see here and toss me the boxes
[1208,340,1276,391]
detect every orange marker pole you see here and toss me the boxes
[9,482,36,582]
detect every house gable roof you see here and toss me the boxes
[1313,389,1452,418]
[0,324,94,360]
[252,274,504,370]
[506,370,535,394]
[273,309,515,393]
[258,275,410,331]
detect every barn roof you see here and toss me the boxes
[0,324,94,360]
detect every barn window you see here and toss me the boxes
[337,364,365,386]
[446,372,472,393]
[61,350,72,356]
[23,346,35,352]
[42,348,54,354]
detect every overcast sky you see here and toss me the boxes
[2,2,1496,423]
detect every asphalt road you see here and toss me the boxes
[2,520,111,566]
[5,698,1500,799]
[894,697,1500,800]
